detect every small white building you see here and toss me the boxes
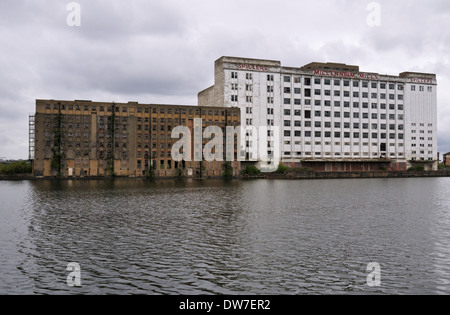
[199,57,438,171]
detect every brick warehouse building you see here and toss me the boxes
[199,57,438,171]
[32,100,241,178]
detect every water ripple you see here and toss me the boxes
[1,178,450,294]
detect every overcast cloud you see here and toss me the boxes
[0,0,449,159]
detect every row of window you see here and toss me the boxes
[411,86,433,92]
[234,94,405,104]
[43,104,239,117]
[281,152,406,157]
[282,121,405,130]
[270,110,404,120]
[282,130,406,139]
[230,72,408,91]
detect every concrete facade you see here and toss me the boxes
[33,100,241,178]
[444,152,450,167]
[199,56,438,171]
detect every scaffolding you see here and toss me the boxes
[29,115,35,161]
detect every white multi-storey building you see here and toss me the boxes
[199,57,438,171]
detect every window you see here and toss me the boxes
[246,96,253,103]
[284,109,291,116]
[267,97,274,104]
[284,87,291,94]
[314,78,321,85]
[284,130,291,137]
[315,89,321,96]
[294,99,301,105]
[231,95,238,102]
[246,73,253,80]
[304,78,311,86]
[246,84,252,91]
[294,88,301,94]
[267,75,274,81]
[284,76,291,83]
[284,120,291,127]
[231,72,238,79]
[267,108,274,115]
[371,82,377,89]
[284,98,291,105]
[353,81,359,88]
[305,110,311,119]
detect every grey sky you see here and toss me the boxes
[1,0,449,159]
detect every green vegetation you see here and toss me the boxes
[176,166,185,179]
[241,165,261,176]
[276,163,291,174]
[0,161,32,175]
[51,110,63,174]
[438,163,447,170]
[408,165,425,172]
[107,106,116,177]
[146,163,157,180]
[291,167,314,172]
[222,161,234,178]
[198,161,205,178]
